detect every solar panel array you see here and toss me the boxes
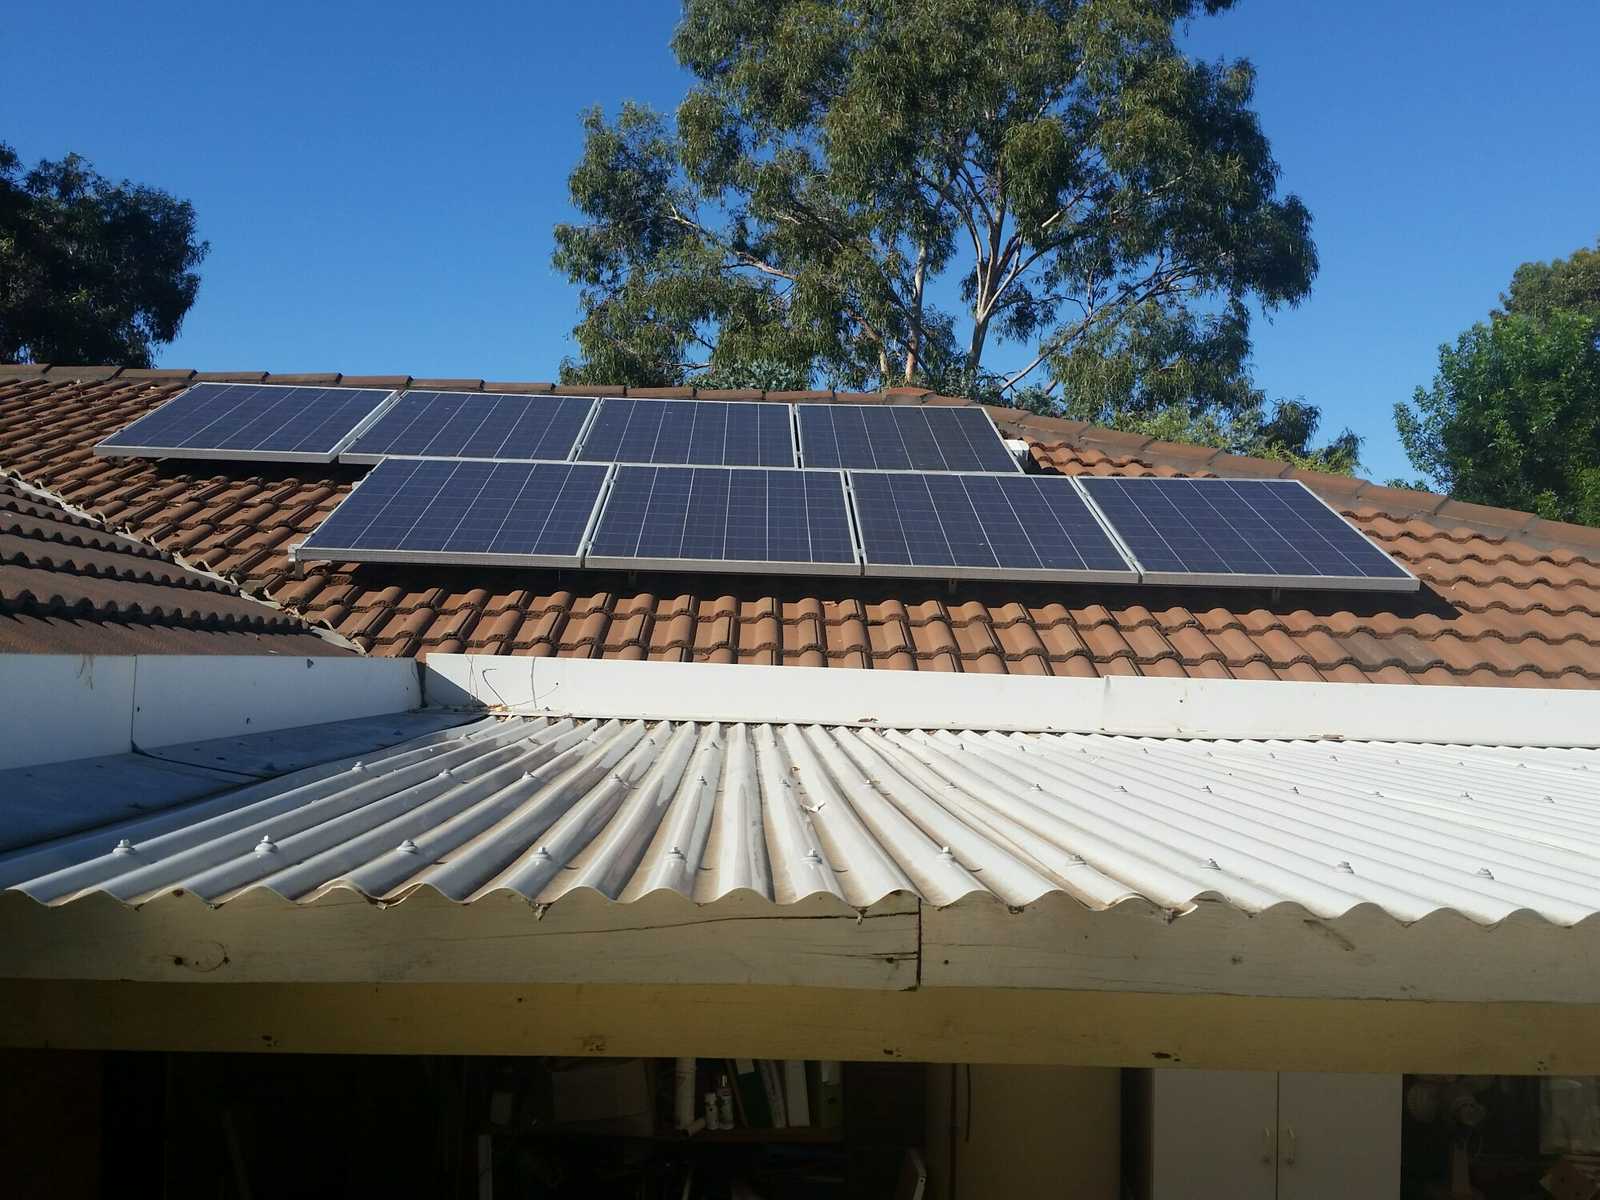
[95,382,396,462]
[1078,478,1417,591]
[295,458,609,567]
[586,466,857,574]
[848,472,1137,582]
[577,398,796,467]
[102,384,1410,591]
[341,391,593,463]
[796,404,1019,473]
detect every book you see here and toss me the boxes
[733,1059,771,1129]
[783,1059,811,1127]
[757,1059,788,1128]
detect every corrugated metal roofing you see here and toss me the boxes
[4,714,1599,926]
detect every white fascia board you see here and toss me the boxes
[0,655,138,770]
[422,654,1600,748]
[130,656,421,750]
[0,654,423,770]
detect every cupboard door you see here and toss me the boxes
[1150,1070,1278,1200]
[1276,1072,1401,1200]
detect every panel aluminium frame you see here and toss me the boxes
[572,397,800,468]
[93,382,402,464]
[289,461,616,570]
[845,470,1139,584]
[580,466,864,577]
[1079,477,1421,594]
[337,392,600,466]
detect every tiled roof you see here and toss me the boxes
[3,364,1599,685]
[0,465,351,656]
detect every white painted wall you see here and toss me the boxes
[422,654,1600,748]
[0,655,421,770]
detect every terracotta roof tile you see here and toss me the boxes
[5,373,1599,685]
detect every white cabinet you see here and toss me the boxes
[1146,1070,1400,1200]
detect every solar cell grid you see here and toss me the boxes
[95,382,395,462]
[584,465,858,575]
[849,471,1137,581]
[340,391,593,463]
[577,398,795,467]
[294,458,608,567]
[1077,477,1418,590]
[797,404,1019,473]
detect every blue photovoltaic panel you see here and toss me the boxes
[1077,477,1419,591]
[340,391,593,463]
[797,404,1019,473]
[584,466,858,575]
[849,472,1137,581]
[95,382,394,462]
[294,458,608,567]
[576,398,795,466]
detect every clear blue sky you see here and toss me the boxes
[6,1,1598,482]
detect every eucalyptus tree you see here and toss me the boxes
[0,142,207,367]
[555,0,1333,459]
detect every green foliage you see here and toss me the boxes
[553,0,1319,448]
[1496,238,1600,322]
[0,142,207,367]
[1396,308,1600,525]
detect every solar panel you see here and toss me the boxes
[94,382,396,463]
[797,404,1019,473]
[340,391,594,463]
[293,458,609,567]
[1077,477,1419,591]
[576,398,796,467]
[849,472,1137,581]
[584,466,859,575]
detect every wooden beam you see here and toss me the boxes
[5,980,1599,1075]
[0,891,918,989]
[923,894,1600,1004]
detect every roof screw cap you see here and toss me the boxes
[667,846,686,862]
[938,846,955,862]
[1477,867,1494,879]
[1066,853,1086,866]
[804,849,823,866]
[1335,860,1354,874]
[255,835,278,856]
[350,761,364,773]
[398,839,419,855]
[112,838,136,857]
[532,846,552,862]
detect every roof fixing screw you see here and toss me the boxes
[938,846,955,862]
[112,838,136,857]
[350,761,364,773]
[532,846,552,862]
[255,835,278,856]
[667,846,686,862]
[1477,867,1495,880]
[1335,860,1354,874]
[1201,857,1221,870]
[804,849,823,866]
[398,839,419,855]
[1065,853,1086,866]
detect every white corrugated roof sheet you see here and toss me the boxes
[4,714,1599,925]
